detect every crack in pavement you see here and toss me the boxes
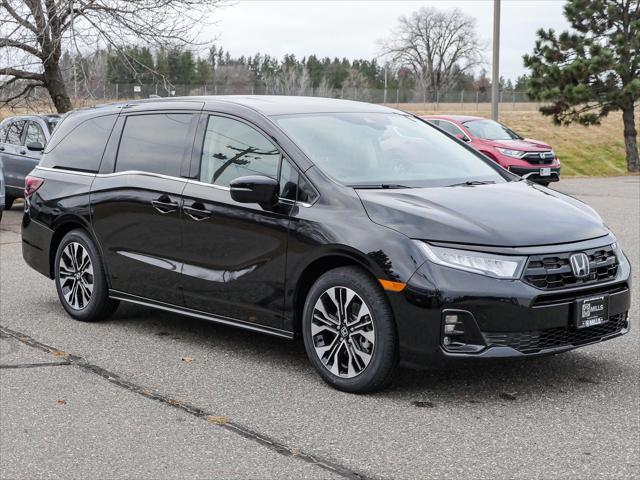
[0,362,70,369]
[0,325,375,480]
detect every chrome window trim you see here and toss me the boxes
[35,166,314,207]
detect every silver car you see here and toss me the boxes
[0,157,5,222]
[0,114,60,209]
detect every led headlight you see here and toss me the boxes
[496,147,526,158]
[414,242,527,279]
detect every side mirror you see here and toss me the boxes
[455,133,470,142]
[27,141,44,152]
[230,175,279,209]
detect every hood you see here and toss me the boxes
[357,182,608,247]
[488,138,551,151]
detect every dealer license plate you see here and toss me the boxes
[574,294,609,329]
[540,167,551,177]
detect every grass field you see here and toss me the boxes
[2,102,637,177]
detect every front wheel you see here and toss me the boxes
[54,229,119,322]
[302,266,397,393]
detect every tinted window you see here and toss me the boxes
[437,121,465,137]
[25,122,46,146]
[5,120,25,145]
[200,116,280,187]
[40,115,117,172]
[298,176,318,203]
[279,159,299,201]
[116,114,192,177]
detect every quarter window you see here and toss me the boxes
[0,122,8,142]
[116,114,192,177]
[5,121,25,145]
[24,122,46,146]
[200,116,280,187]
[40,115,117,172]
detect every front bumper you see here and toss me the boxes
[391,242,631,369]
[509,166,560,183]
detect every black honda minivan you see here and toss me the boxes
[22,96,631,392]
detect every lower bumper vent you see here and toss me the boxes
[484,312,628,354]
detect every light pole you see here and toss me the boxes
[491,0,501,121]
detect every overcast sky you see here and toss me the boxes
[207,0,570,81]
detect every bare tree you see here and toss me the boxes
[380,7,484,94]
[265,65,310,96]
[0,0,225,112]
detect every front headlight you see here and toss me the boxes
[414,241,527,279]
[496,147,525,158]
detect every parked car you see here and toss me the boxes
[0,158,4,222]
[421,115,561,186]
[0,114,61,209]
[22,97,630,393]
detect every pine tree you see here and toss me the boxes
[524,0,639,172]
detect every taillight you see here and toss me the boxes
[24,176,44,197]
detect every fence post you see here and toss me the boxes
[512,90,516,110]
[115,83,119,99]
[475,91,479,111]
[396,88,399,108]
[435,91,439,111]
[460,90,464,111]
[423,89,426,111]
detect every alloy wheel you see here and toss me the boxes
[311,286,375,378]
[58,242,94,310]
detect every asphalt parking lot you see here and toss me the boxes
[1,176,638,479]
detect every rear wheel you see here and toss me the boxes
[54,229,119,322]
[4,194,14,210]
[538,181,550,187]
[302,266,397,393]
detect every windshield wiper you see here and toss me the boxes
[350,184,412,189]
[446,180,495,187]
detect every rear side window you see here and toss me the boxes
[40,115,117,172]
[115,114,192,177]
[5,121,25,145]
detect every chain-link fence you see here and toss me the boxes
[97,84,539,111]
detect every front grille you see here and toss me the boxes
[484,312,628,353]
[523,245,618,290]
[522,151,555,165]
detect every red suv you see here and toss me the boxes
[421,115,560,185]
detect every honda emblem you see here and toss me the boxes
[569,253,590,278]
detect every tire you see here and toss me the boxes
[4,195,14,210]
[538,181,550,187]
[302,266,398,393]
[54,229,119,322]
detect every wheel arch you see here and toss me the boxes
[290,248,388,337]
[49,216,105,280]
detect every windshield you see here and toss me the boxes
[463,119,522,140]
[274,113,507,188]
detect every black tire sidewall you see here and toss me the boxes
[54,229,113,321]
[302,266,397,393]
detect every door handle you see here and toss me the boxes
[183,204,212,221]
[151,199,179,214]
[19,149,26,155]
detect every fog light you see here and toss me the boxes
[445,314,458,324]
[440,310,486,354]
